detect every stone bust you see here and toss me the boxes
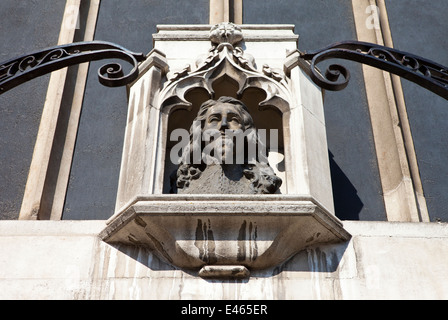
[171,96,282,194]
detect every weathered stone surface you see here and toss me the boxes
[1,220,448,299]
[101,195,350,271]
[172,96,282,195]
[198,265,250,279]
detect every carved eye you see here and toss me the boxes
[228,114,241,124]
[208,114,221,123]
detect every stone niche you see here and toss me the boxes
[99,24,350,279]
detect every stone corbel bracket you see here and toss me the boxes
[100,195,351,278]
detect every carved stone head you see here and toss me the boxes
[171,96,282,194]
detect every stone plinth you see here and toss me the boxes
[101,195,350,277]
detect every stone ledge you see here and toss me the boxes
[0,219,445,239]
[153,24,298,42]
[343,220,448,238]
[0,220,106,236]
[100,195,350,273]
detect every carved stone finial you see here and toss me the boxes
[209,22,243,46]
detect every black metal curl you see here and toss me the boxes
[0,41,146,95]
[300,40,448,100]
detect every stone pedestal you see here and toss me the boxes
[100,195,349,278]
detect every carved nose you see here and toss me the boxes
[220,117,229,131]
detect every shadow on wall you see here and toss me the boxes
[329,151,363,220]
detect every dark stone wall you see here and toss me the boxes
[244,0,387,220]
[0,1,66,219]
[2,1,444,222]
[62,0,209,219]
[386,0,448,221]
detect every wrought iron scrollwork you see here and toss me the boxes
[300,40,448,100]
[0,41,146,95]
[1,39,447,101]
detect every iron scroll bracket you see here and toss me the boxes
[1,39,447,101]
[300,40,448,100]
[0,41,146,95]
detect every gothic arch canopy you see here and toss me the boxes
[158,23,291,115]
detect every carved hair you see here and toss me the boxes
[171,96,282,194]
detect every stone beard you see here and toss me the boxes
[171,96,282,194]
